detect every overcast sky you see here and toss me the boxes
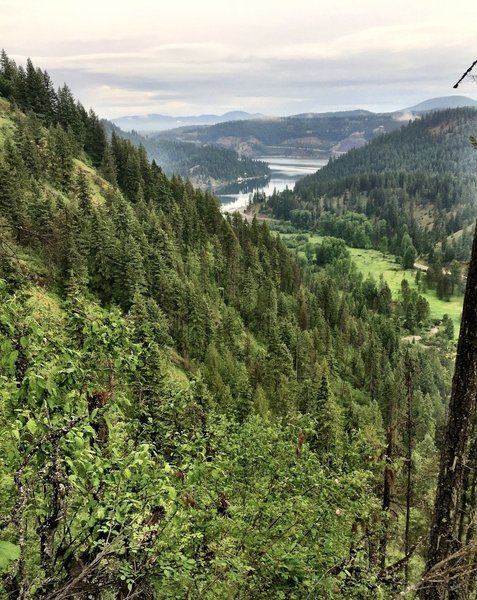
[1,0,477,118]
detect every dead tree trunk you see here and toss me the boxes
[379,422,396,569]
[404,351,414,585]
[420,220,477,599]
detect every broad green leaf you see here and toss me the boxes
[0,541,20,572]
[26,419,37,435]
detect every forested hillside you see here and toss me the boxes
[154,110,404,158]
[0,52,456,598]
[103,121,270,190]
[264,108,477,267]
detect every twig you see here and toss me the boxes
[453,59,477,88]
[393,540,477,598]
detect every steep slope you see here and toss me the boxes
[102,120,270,190]
[0,52,453,599]
[290,107,477,260]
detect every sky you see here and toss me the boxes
[1,0,477,118]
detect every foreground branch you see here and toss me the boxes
[453,59,477,88]
[395,540,477,599]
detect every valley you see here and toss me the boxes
[0,47,476,600]
[219,156,328,213]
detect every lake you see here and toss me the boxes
[219,156,328,213]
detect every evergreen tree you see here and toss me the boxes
[75,169,92,214]
[310,373,342,463]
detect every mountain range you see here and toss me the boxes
[111,96,477,135]
[403,95,477,112]
[133,96,477,159]
[112,110,263,132]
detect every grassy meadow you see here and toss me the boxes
[280,233,463,331]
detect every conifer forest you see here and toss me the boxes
[1,29,477,600]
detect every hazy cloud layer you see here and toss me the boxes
[1,0,476,117]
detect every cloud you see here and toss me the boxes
[2,0,477,116]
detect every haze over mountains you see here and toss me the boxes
[112,110,263,132]
[112,96,477,134]
[110,96,477,162]
[403,95,477,112]
[106,95,477,188]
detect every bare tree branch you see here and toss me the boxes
[395,540,477,598]
[453,59,477,88]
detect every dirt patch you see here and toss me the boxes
[402,335,422,343]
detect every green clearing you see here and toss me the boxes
[350,247,463,329]
[280,233,463,330]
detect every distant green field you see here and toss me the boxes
[280,233,463,330]
[349,247,462,329]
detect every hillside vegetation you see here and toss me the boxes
[154,111,404,158]
[0,51,456,599]
[280,233,463,333]
[260,109,477,318]
[293,108,477,256]
[103,121,270,191]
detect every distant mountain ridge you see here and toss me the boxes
[402,95,477,113]
[111,96,477,163]
[112,97,477,135]
[152,112,403,158]
[112,110,263,132]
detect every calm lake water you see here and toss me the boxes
[219,156,328,213]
